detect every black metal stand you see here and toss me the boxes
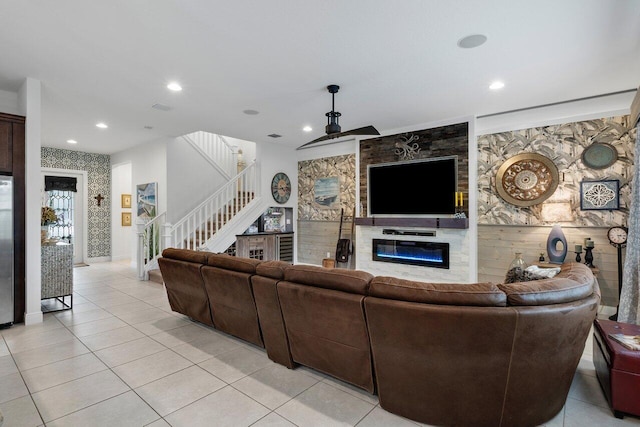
[609,246,624,321]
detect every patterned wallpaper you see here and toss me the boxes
[477,116,636,226]
[41,147,111,258]
[298,154,356,221]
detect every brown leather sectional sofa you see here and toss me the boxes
[158,248,600,427]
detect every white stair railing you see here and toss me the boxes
[136,162,259,279]
[171,161,257,251]
[183,131,238,179]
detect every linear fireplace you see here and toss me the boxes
[372,239,449,269]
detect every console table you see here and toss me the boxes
[41,242,73,311]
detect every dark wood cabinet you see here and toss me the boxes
[0,120,12,173]
[0,112,26,324]
[236,232,294,262]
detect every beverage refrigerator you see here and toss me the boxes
[0,176,13,326]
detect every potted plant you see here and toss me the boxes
[41,206,58,243]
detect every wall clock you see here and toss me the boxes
[271,172,291,204]
[607,226,628,248]
[495,153,559,207]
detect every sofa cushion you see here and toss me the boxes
[206,253,261,274]
[498,262,595,306]
[369,277,507,307]
[256,260,291,280]
[283,265,373,295]
[162,248,208,264]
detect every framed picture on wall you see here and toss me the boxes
[121,212,132,226]
[136,182,157,219]
[580,179,619,210]
[313,177,340,209]
[121,194,131,208]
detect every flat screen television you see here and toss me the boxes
[368,156,457,215]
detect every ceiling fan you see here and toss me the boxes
[297,84,380,150]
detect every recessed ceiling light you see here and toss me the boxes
[243,109,260,115]
[66,139,77,144]
[167,82,182,92]
[303,126,312,132]
[489,81,505,90]
[144,125,153,130]
[96,122,108,129]
[268,134,282,138]
[457,34,487,49]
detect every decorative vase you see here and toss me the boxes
[509,252,527,271]
[41,225,49,243]
[546,225,567,264]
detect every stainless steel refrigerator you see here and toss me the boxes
[0,176,13,326]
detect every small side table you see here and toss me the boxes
[41,242,73,312]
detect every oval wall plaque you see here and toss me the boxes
[581,142,618,170]
[495,153,559,207]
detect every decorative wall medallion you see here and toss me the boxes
[394,133,421,161]
[580,179,619,210]
[581,142,618,169]
[495,153,559,207]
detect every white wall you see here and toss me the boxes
[0,89,19,115]
[111,137,168,266]
[111,162,133,261]
[166,138,227,223]
[18,78,43,325]
[224,136,257,164]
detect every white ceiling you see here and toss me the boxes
[1,0,639,154]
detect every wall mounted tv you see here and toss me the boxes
[368,156,457,215]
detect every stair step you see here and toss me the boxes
[148,269,164,284]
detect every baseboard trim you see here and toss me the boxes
[24,311,43,325]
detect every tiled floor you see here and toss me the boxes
[0,261,639,427]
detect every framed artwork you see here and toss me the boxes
[121,212,132,226]
[136,182,157,219]
[313,177,340,209]
[495,153,559,207]
[121,193,131,208]
[580,180,619,210]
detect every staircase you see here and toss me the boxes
[137,132,263,280]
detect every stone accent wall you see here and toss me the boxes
[41,147,111,258]
[359,122,469,216]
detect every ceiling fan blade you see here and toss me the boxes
[297,125,380,150]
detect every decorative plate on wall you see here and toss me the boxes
[495,153,559,207]
[581,142,618,169]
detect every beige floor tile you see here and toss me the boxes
[355,406,419,427]
[117,308,174,326]
[564,397,640,426]
[0,339,8,357]
[12,338,89,371]
[171,333,241,364]
[4,327,75,354]
[252,412,297,426]
[95,336,167,367]
[322,376,379,405]
[0,315,63,339]
[165,385,269,427]
[31,370,129,422]
[0,395,43,427]
[106,301,155,316]
[93,293,139,309]
[79,325,145,351]
[541,405,566,427]
[577,356,597,378]
[21,353,108,393]
[198,345,272,383]
[233,363,320,410]
[65,301,101,313]
[569,371,610,409]
[55,308,113,327]
[0,372,29,404]
[135,365,225,416]
[68,316,128,337]
[0,355,18,377]
[113,349,192,388]
[145,419,171,427]
[276,381,375,427]
[46,390,159,427]
[73,287,123,298]
[132,315,191,336]
[149,324,216,348]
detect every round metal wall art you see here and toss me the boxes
[495,153,559,207]
[581,142,618,170]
